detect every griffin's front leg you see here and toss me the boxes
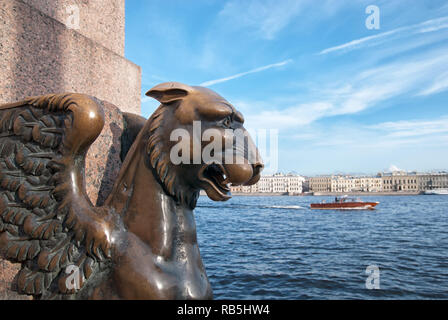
[111,232,179,299]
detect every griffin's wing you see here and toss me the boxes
[0,93,115,299]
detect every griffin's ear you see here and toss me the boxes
[145,82,191,104]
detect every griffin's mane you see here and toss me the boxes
[145,105,199,209]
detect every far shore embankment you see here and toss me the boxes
[225,191,422,197]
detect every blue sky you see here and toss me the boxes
[125,0,448,175]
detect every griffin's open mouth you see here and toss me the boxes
[199,163,231,201]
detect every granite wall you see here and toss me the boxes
[20,0,125,56]
[86,100,125,207]
[0,260,26,300]
[0,0,141,114]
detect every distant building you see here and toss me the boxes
[380,172,419,191]
[331,176,354,192]
[417,172,448,191]
[309,176,332,192]
[331,176,382,192]
[302,180,310,192]
[376,171,448,192]
[231,171,448,194]
[310,171,448,193]
[231,173,305,194]
[285,175,305,193]
[230,184,258,193]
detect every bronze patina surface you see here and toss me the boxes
[0,82,263,299]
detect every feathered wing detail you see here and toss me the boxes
[0,93,115,299]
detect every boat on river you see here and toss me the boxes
[424,189,448,195]
[310,196,379,210]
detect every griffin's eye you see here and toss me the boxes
[223,116,232,128]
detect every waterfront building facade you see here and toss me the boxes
[230,171,448,194]
[309,176,332,192]
[417,173,448,191]
[331,176,354,192]
[381,172,418,191]
[331,176,382,192]
[230,173,305,194]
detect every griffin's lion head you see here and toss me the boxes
[144,82,263,208]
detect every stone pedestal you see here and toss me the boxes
[20,0,126,56]
[0,260,27,300]
[0,0,141,114]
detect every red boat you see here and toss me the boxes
[310,196,379,210]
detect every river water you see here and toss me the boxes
[195,195,448,299]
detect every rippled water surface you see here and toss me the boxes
[195,195,448,299]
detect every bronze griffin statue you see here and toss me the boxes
[0,82,263,299]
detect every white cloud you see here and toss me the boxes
[369,117,448,138]
[299,116,448,146]
[278,115,448,172]
[245,102,332,129]
[219,0,304,40]
[200,59,293,87]
[319,16,448,55]
[388,165,403,172]
[418,71,448,96]
[321,133,448,151]
[243,48,448,130]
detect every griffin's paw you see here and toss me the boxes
[65,208,114,260]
